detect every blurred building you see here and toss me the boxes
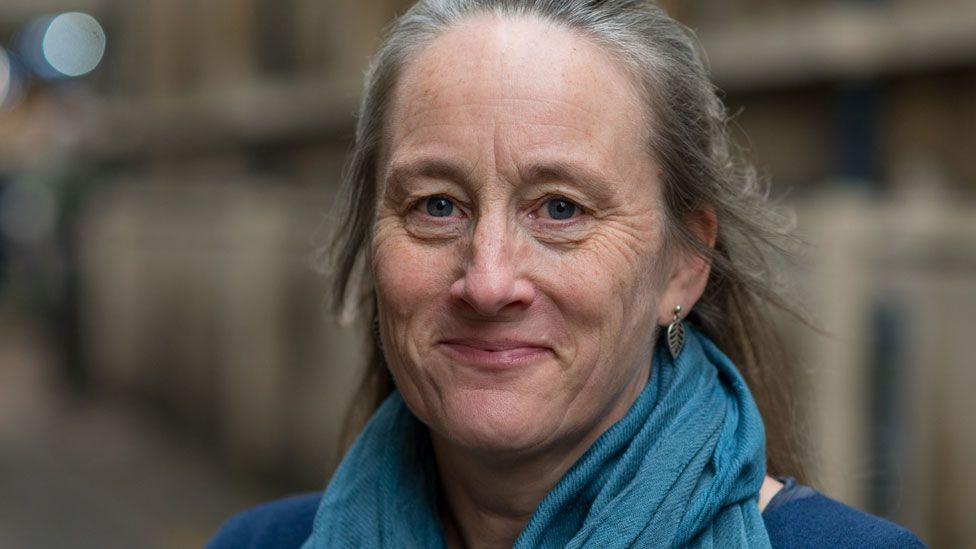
[0,0,974,547]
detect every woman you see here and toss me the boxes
[211,1,924,547]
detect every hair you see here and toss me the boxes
[325,0,809,481]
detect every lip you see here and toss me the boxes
[438,338,553,370]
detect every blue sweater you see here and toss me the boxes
[208,477,925,548]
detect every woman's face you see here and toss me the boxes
[372,16,683,454]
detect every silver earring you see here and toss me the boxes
[666,305,685,359]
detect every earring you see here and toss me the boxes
[666,304,685,360]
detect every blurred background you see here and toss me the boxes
[0,0,973,547]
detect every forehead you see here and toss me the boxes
[385,15,647,168]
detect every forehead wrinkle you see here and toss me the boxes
[396,96,603,131]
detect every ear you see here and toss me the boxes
[657,206,718,326]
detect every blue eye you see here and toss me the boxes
[425,196,454,217]
[546,198,577,220]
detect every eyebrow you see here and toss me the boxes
[385,157,474,191]
[520,160,613,197]
[385,155,616,202]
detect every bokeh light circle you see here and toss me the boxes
[41,12,106,77]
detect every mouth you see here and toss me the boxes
[437,338,553,370]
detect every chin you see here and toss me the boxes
[435,388,555,453]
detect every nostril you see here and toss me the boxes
[450,271,534,317]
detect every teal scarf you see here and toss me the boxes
[302,325,772,548]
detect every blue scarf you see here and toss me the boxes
[302,325,771,548]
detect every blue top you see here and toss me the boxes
[208,477,925,548]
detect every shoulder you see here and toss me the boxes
[763,489,926,548]
[207,486,926,548]
[207,492,323,549]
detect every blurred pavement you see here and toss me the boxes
[0,316,263,549]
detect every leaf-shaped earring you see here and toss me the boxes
[666,304,685,360]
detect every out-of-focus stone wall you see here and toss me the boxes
[76,179,366,485]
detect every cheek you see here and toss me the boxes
[371,229,463,415]
[371,224,465,388]
[563,227,663,306]
[371,224,457,316]
[543,226,665,371]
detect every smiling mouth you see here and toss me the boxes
[438,339,553,369]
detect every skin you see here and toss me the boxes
[370,15,780,548]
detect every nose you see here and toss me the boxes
[450,216,535,317]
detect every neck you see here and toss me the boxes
[431,369,649,549]
[433,435,580,549]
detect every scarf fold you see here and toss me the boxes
[302,325,772,548]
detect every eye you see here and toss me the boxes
[540,197,579,221]
[424,196,455,217]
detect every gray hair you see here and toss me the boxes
[327,0,806,480]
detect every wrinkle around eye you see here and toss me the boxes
[527,216,593,249]
[401,196,469,240]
